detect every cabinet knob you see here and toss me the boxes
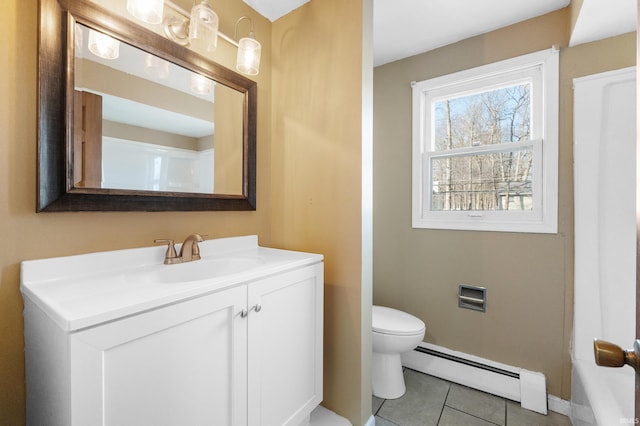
[240,309,249,318]
[251,304,262,313]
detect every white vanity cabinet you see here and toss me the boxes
[21,236,323,426]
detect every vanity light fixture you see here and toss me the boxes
[88,29,120,59]
[188,0,219,53]
[235,16,261,76]
[190,73,213,95]
[74,23,84,52]
[126,0,164,25]
[128,0,261,76]
[144,53,170,79]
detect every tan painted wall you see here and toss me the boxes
[373,8,636,400]
[0,0,272,423]
[214,84,243,194]
[1,0,372,424]
[270,1,372,424]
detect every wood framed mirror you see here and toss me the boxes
[38,0,257,211]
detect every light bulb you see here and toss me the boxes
[88,29,120,60]
[126,0,164,25]
[144,53,170,79]
[189,0,219,53]
[191,73,212,95]
[236,35,261,76]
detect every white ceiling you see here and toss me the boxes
[243,0,636,67]
[373,0,637,67]
[569,0,637,47]
[243,0,310,22]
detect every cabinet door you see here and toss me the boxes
[70,286,248,426]
[247,263,324,426]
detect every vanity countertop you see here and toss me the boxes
[21,235,323,332]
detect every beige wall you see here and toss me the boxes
[0,0,272,421]
[270,1,372,424]
[1,0,371,425]
[214,84,243,194]
[373,8,635,400]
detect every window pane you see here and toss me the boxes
[433,83,531,151]
[431,148,533,211]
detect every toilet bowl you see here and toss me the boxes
[372,305,425,399]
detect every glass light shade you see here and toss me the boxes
[74,23,84,53]
[189,0,219,53]
[144,53,170,79]
[88,30,120,60]
[191,73,212,95]
[126,0,164,25]
[236,36,261,76]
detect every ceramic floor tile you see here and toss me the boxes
[376,368,451,426]
[375,415,400,426]
[445,383,506,425]
[438,406,500,426]
[506,401,573,426]
[372,395,384,415]
[371,370,573,426]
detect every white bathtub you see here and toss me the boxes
[572,360,634,425]
[572,67,636,426]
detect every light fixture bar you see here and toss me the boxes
[164,0,239,47]
[217,29,239,48]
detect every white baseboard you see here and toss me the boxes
[548,395,571,416]
[401,342,554,415]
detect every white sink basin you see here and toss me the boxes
[139,256,267,284]
[21,235,323,331]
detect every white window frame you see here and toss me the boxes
[411,48,559,233]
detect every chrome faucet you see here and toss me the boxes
[155,233,205,265]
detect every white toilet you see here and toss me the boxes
[372,305,426,399]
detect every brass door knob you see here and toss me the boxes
[594,339,640,372]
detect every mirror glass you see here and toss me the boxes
[73,23,243,195]
[37,0,256,211]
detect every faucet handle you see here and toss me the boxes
[154,239,179,265]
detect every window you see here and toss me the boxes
[412,49,558,233]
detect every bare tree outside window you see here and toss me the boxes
[431,84,533,212]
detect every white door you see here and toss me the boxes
[70,286,248,426]
[592,2,640,418]
[247,264,324,426]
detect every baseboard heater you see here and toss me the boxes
[401,343,547,415]
[414,346,520,378]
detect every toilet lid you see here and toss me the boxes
[372,305,425,336]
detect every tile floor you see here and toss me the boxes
[373,369,573,426]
